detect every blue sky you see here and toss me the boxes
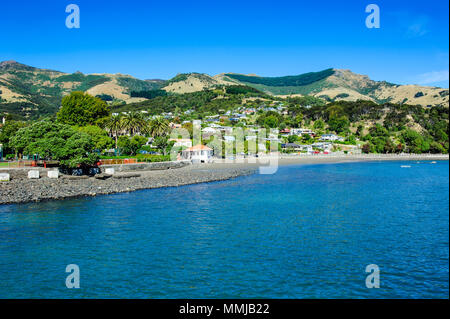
[1,0,448,87]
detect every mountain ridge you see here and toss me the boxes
[0,61,448,119]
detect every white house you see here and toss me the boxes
[182,145,214,163]
[320,134,344,142]
[291,128,315,136]
[223,135,236,142]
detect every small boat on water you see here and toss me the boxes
[401,165,411,168]
[431,161,437,164]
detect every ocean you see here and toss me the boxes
[0,161,448,298]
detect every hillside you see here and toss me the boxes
[163,72,234,94]
[218,69,449,107]
[0,61,166,119]
[0,61,448,119]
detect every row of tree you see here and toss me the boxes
[1,92,175,167]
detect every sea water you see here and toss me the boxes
[0,161,448,298]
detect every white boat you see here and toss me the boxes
[400,165,411,168]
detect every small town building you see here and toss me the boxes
[169,138,192,148]
[320,134,344,142]
[182,145,214,163]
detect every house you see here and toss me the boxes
[291,128,315,136]
[320,134,344,142]
[243,108,255,115]
[282,143,313,153]
[182,145,214,163]
[202,127,220,138]
[279,128,290,135]
[169,138,192,148]
[169,122,182,129]
[312,142,333,151]
[220,126,233,134]
[281,143,302,150]
[223,135,235,142]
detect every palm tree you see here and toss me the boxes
[149,116,169,138]
[106,114,122,150]
[122,112,146,136]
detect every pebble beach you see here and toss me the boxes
[1,154,448,205]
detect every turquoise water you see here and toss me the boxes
[0,161,448,299]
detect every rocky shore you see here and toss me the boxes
[0,165,255,205]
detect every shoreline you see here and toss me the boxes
[1,154,448,205]
[212,153,449,166]
[0,165,255,206]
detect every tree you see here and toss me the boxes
[153,136,174,155]
[117,136,132,155]
[121,112,146,135]
[401,129,430,153]
[347,134,357,145]
[57,91,110,126]
[9,120,98,168]
[149,116,169,138]
[105,115,123,149]
[294,114,303,128]
[264,115,279,128]
[356,124,364,137]
[383,138,395,153]
[182,122,193,138]
[372,137,387,153]
[313,119,325,130]
[301,134,313,144]
[77,125,114,151]
[362,143,371,154]
[130,135,147,155]
[287,135,299,143]
[429,141,446,154]
[117,135,148,155]
[0,120,27,155]
[328,115,350,134]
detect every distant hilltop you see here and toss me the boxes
[0,61,448,119]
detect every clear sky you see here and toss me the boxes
[1,0,448,87]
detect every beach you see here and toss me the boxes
[0,154,448,205]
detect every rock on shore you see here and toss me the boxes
[0,165,255,205]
